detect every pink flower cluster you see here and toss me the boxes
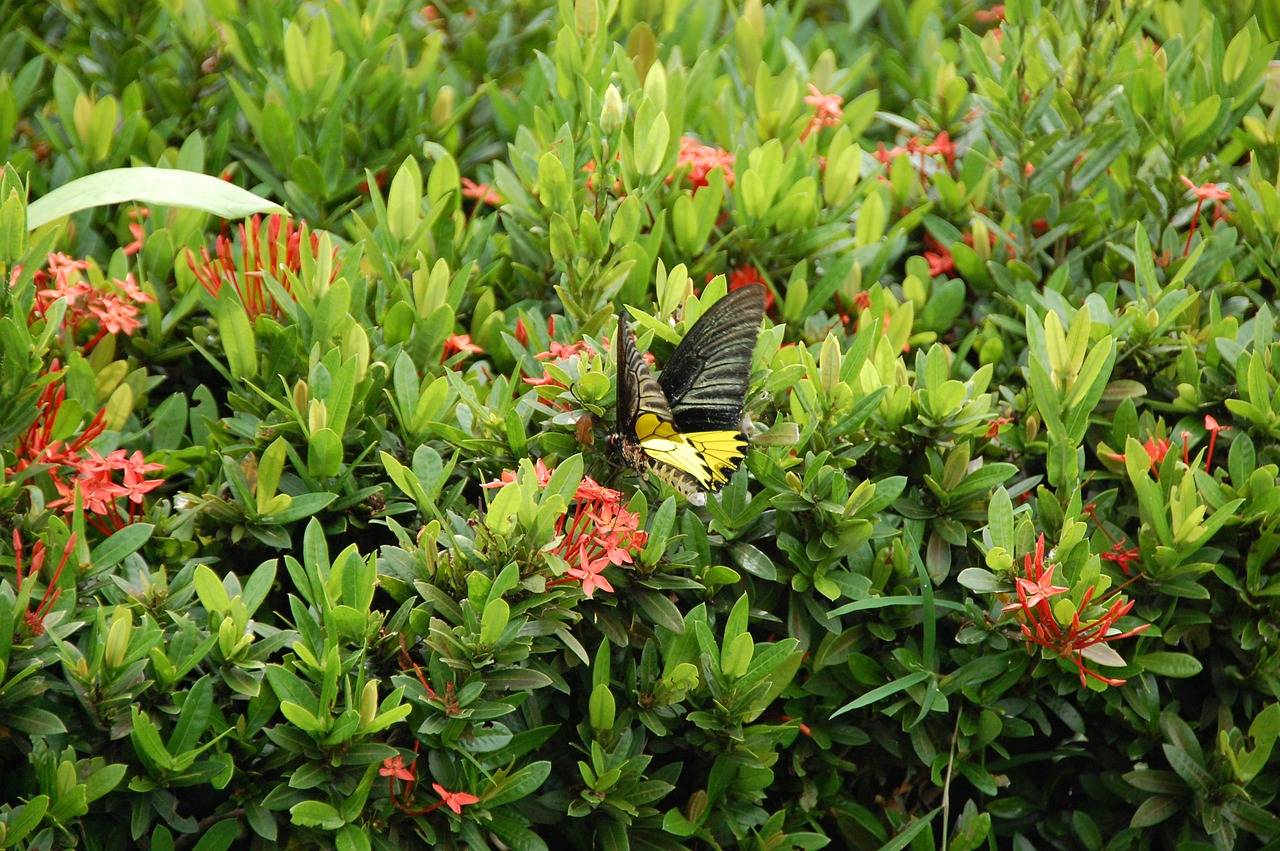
[483,459,647,598]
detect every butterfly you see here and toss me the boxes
[613,283,767,504]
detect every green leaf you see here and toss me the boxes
[1136,652,1203,678]
[289,800,344,830]
[191,820,240,851]
[89,524,154,572]
[27,167,285,229]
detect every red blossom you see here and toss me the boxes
[432,783,480,815]
[923,234,955,277]
[21,253,154,351]
[916,131,956,171]
[673,136,735,192]
[1203,414,1231,472]
[460,177,502,206]
[801,84,843,141]
[1179,175,1231,257]
[484,463,644,599]
[975,4,1005,23]
[984,415,1014,439]
[13,530,77,636]
[442,333,483,364]
[380,755,415,782]
[1100,542,1141,576]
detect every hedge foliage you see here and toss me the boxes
[3,0,1280,849]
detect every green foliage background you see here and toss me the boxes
[3,0,1280,848]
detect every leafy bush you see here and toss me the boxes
[3,0,1280,849]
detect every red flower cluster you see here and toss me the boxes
[483,459,648,598]
[674,136,735,192]
[12,530,77,636]
[8,369,165,534]
[1003,535,1150,687]
[23,252,156,351]
[188,214,332,321]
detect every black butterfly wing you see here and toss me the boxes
[659,284,766,432]
[615,313,674,435]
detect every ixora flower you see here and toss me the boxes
[801,84,843,140]
[673,136,735,191]
[727,266,774,310]
[1178,175,1231,256]
[483,463,647,598]
[460,177,502,206]
[441,333,483,364]
[22,253,156,351]
[432,783,480,815]
[1002,535,1150,687]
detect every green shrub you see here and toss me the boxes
[3,0,1280,849]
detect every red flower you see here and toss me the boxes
[484,463,645,599]
[975,4,1005,23]
[1180,175,1231,201]
[674,137,735,192]
[442,333,483,363]
[1178,175,1231,257]
[916,132,956,171]
[380,756,416,782]
[1001,535,1068,612]
[432,783,480,815]
[1100,542,1141,576]
[482,458,553,489]
[13,530,77,636]
[1203,415,1231,473]
[922,234,955,277]
[801,84,843,140]
[984,415,1014,439]
[460,177,502,206]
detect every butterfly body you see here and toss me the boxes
[614,284,767,502]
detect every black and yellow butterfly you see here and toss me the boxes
[613,283,767,503]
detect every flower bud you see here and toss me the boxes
[105,607,133,670]
[360,680,379,727]
[600,85,625,134]
[432,85,455,126]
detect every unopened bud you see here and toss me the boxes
[432,85,455,125]
[600,85,625,133]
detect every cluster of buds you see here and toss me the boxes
[187,214,331,321]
